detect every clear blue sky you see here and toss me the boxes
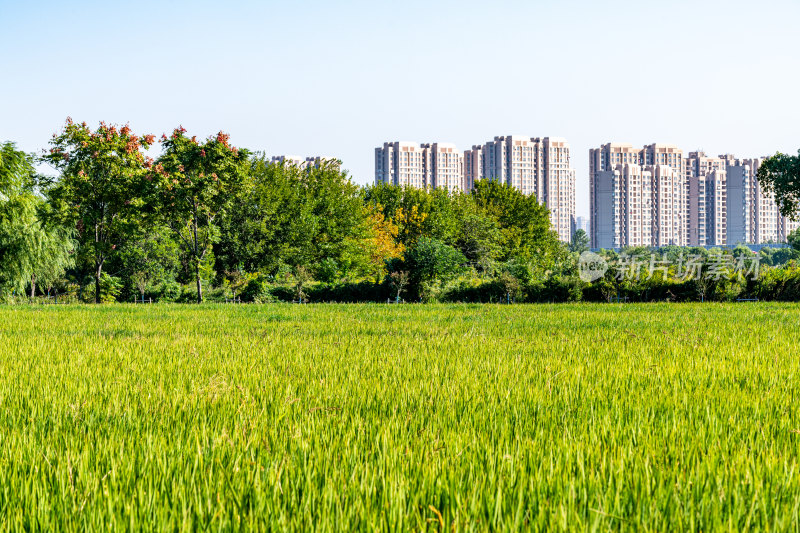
[2,0,798,217]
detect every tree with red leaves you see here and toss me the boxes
[43,118,155,303]
[155,128,249,303]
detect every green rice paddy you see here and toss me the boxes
[1,303,799,531]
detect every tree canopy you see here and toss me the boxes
[757,150,800,219]
[42,119,155,303]
[0,142,72,297]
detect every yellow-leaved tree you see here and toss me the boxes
[364,204,405,278]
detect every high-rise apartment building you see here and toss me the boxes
[590,143,685,248]
[374,142,431,188]
[707,168,728,246]
[589,144,641,244]
[726,164,752,245]
[465,136,545,197]
[780,216,800,242]
[691,155,779,245]
[685,151,727,246]
[643,144,685,179]
[463,145,483,192]
[738,158,779,244]
[271,155,305,166]
[426,143,463,192]
[592,146,792,249]
[543,137,577,243]
[375,135,576,241]
[574,216,589,235]
[374,141,463,191]
[651,165,684,247]
[464,135,575,241]
[686,153,786,245]
[593,164,653,249]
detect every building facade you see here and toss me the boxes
[465,136,545,198]
[590,143,685,248]
[271,155,305,166]
[691,155,780,245]
[543,137,577,243]
[650,164,684,247]
[593,164,653,249]
[425,143,463,192]
[374,141,463,191]
[374,142,431,188]
[685,151,727,246]
[592,146,793,249]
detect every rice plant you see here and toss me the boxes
[0,303,799,531]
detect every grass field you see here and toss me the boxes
[1,303,800,531]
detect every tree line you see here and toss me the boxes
[1,119,564,304]
[1,120,799,304]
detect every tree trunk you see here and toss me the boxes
[193,202,202,303]
[30,274,36,299]
[95,261,103,304]
[95,218,104,304]
[195,261,203,304]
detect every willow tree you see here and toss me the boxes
[43,119,155,303]
[0,142,73,298]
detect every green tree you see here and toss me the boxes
[0,142,73,299]
[471,180,562,268]
[215,155,301,275]
[456,210,502,275]
[569,229,590,253]
[216,156,370,281]
[155,128,250,303]
[757,150,800,219]
[787,227,800,251]
[404,237,466,295]
[302,160,371,279]
[118,224,180,301]
[42,119,155,303]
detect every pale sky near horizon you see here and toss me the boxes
[2,0,798,218]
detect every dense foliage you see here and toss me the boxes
[2,124,800,304]
[758,149,800,219]
[0,142,73,297]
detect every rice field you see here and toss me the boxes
[1,302,800,531]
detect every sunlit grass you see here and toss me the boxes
[1,303,799,531]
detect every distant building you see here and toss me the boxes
[725,158,778,244]
[591,146,791,249]
[425,143,463,192]
[464,136,545,197]
[590,143,685,248]
[687,154,780,245]
[589,144,642,247]
[271,155,305,166]
[574,216,589,235]
[374,141,463,191]
[271,155,338,169]
[779,215,800,242]
[685,152,726,245]
[651,164,684,247]
[593,164,653,249]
